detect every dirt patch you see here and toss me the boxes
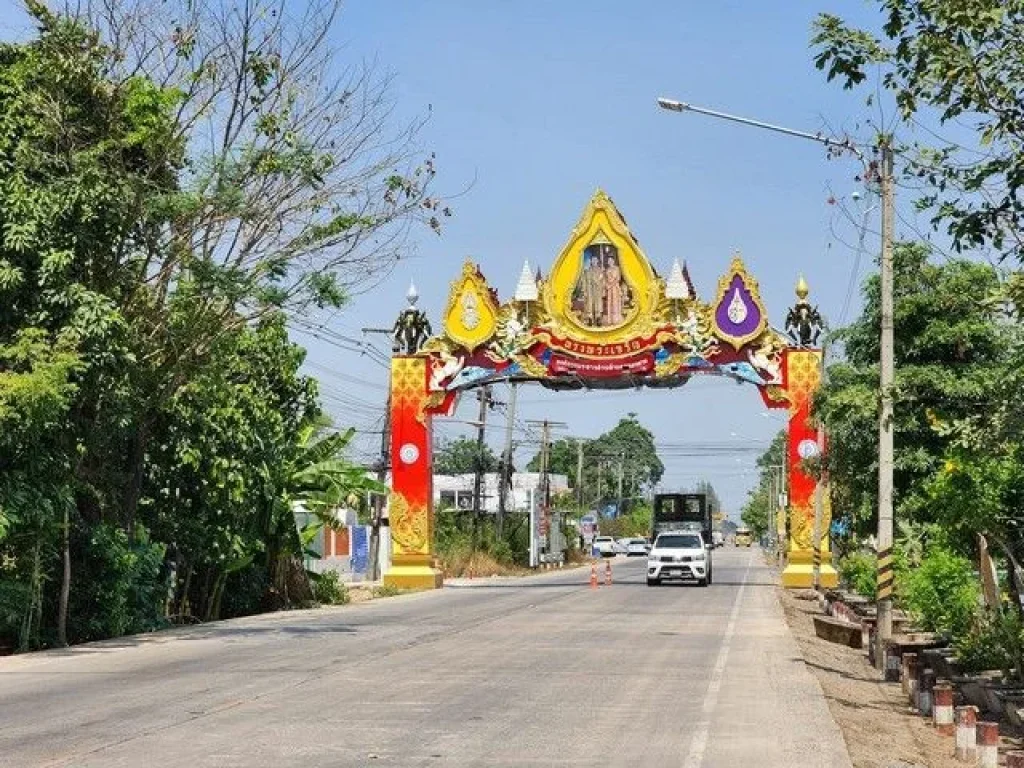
[441,551,530,578]
[346,585,375,604]
[779,587,962,768]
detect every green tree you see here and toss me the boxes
[530,438,584,486]
[0,6,180,649]
[434,437,498,476]
[811,2,1024,265]
[0,0,439,650]
[741,431,787,539]
[921,315,1024,596]
[529,415,664,508]
[815,244,1007,539]
[141,316,381,621]
[741,487,772,540]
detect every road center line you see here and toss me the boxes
[682,550,754,768]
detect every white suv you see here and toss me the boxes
[647,531,711,587]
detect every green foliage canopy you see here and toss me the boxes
[0,1,425,650]
[529,414,665,507]
[815,244,1007,538]
[812,1,1024,263]
[740,430,786,539]
[434,437,498,476]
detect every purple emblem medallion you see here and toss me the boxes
[714,275,763,341]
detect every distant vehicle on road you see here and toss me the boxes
[735,527,753,547]
[647,531,711,587]
[624,538,649,557]
[593,536,617,557]
[711,530,724,548]
[652,493,711,544]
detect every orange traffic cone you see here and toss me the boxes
[605,559,613,586]
[590,562,598,589]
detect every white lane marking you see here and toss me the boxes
[682,550,754,768]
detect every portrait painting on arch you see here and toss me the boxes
[570,234,634,329]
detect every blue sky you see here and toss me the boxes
[0,0,899,519]
[315,0,889,518]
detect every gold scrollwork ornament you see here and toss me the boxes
[389,493,429,555]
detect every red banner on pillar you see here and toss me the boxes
[782,348,823,551]
[389,357,433,562]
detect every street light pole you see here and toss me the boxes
[656,99,860,154]
[657,99,895,651]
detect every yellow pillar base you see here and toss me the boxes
[383,565,444,590]
[781,551,838,589]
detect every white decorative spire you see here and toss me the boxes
[514,260,539,302]
[665,258,689,299]
[406,280,419,307]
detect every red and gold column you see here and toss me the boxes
[780,348,838,588]
[384,356,443,589]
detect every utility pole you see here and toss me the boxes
[777,465,788,566]
[497,383,517,538]
[876,140,896,665]
[361,325,394,583]
[367,397,391,582]
[472,386,491,549]
[656,97,896,633]
[576,438,585,510]
[538,420,551,559]
[616,453,625,514]
[525,419,567,563]
[769,470,779,553]
[812,333,829,591]
[811,413,826,590]
[540,420,551,506]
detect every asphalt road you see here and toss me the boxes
[0,547,851,768]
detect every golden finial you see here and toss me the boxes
[796,274,809,300]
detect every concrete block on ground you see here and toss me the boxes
[933,683,954,736]
[954,705,977,761]
[813,615,863,649]
[977,721,998,768]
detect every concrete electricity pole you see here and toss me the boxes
[525,419,567,561]
[657,99,896,644]
[367,396,391,582]
[875,141,896,662]
[497,383,518,538]
[616,453,625,513]
[812,409,826,590]
[576,439,585,510]
[361,324,394,583]
[472,386,492,548]
[812,332,830,591]
[538,420,551,559]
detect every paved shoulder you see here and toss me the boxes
[694,550,853,767]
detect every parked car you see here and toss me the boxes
[593,536,617,557]
[624,538,650,557]
[646,531,711,587]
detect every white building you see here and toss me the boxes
[434,472,570,513]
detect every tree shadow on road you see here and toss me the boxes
[796,657,883,684]
[34,623,358,656]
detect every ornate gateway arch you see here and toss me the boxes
[385,190,836,590]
